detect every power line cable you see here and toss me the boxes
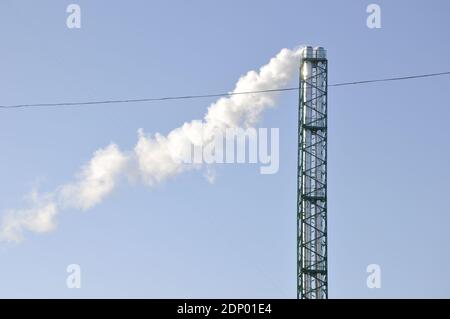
[1,71,449,110]
[329,71,450,87]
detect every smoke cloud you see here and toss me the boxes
[1,191,58,242]
[60,144,129,211]
[0,47,303,243]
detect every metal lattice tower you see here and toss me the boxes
[297,46,328,299]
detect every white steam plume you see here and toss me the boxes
[0,191,57,242]
[0,47,303,243]
[60,144,128,210]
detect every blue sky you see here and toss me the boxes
[0,0,449,298]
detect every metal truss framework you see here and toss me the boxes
[297,47,328,299]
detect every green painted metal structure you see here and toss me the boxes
[297,46,328,299]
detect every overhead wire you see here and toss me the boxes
[1,71,449,110]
